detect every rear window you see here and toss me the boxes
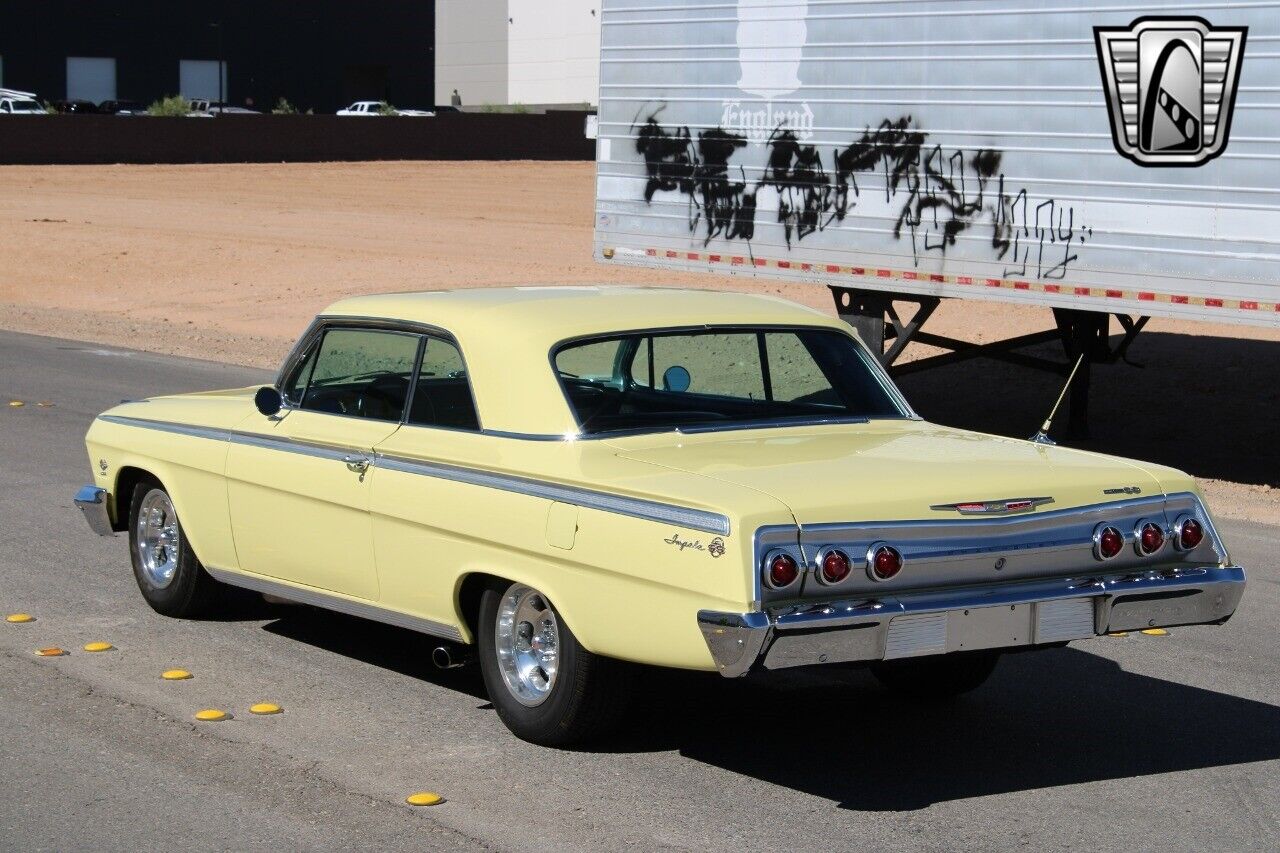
[553,327,904,435]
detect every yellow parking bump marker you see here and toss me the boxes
[5,613,35,623]
[194,709,229,722]
[249,703,282,715]
[1141,628,1169,636]
[1107,631,1129,638]
[83,641,114,652]
[405,792,445,807]
[36,401,55,408]
[162,669,193,680]
[7,400,24,407]
[36,647,67,657]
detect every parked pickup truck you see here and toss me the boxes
[74,288,1245,746]
[0,89,46,115]
[337,100,433,116]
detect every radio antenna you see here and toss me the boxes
[1029,353,1087,446]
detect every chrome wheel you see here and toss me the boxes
[135,489,180,589]
[494,584,560,707]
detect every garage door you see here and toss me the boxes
[179,60,227,101]
[67,57,116,102]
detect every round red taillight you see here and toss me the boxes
[765,553,799,590]
[1177,517,1204,551]
[819,549,851,584]
[1095,525,1124,560]
[1137,521,1165,556]
[868,545,903,581]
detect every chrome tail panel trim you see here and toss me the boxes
[699,565,1245,677]
[95,414,731,536]
[74,485,114,536]
[205,567,465,643]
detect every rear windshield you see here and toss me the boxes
[553,327,905,435]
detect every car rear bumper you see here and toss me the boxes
[74,485,115,536]
[697,565,1246,677]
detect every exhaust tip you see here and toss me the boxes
[432,645,473,669]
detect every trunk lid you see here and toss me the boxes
[607,420,1164,525]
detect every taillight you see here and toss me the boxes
[1174,516,1205,551]
[763,552,799,590]
[867,543,903,581]
[818,549,851,585]
[1136,521,1165,556]
[1094,524,1124,560]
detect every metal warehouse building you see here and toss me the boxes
[0,1,601,113]
[0,1,435,112]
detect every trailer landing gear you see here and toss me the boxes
[830,286,1149,440]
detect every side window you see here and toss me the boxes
[407,337,480,430]
[282,337,319,405]
[764,332,839,405]
[641,332,766,400]
[298,328,420,422]
[555,337,626,385]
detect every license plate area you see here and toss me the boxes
[884,597,1096,659]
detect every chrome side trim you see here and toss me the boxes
[205,566,465,643]
[376,452,731,535]
[96,414,731,536]
[74,485,115,536]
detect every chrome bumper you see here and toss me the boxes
[74,485,115,536]
[698,566,1246,677]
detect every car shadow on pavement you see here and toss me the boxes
[259,607,489,701]
[895,331,1280,489]
[607,646,1280,811]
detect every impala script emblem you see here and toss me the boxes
[664,533,726,558]
[1094,17,1247,166]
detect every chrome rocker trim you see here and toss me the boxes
[698,565,1246,677]
[204,566,465,643]
[74,485,115,536]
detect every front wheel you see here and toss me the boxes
[477,581,631,747]
[127,479,228,618]
[870,650,1001,700]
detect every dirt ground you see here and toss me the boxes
[1,161,1278,524]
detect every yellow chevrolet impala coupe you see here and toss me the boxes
[76,287,1245,745]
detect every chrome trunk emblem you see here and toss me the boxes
[1094,17,1247,167]
[931,497,1054,515]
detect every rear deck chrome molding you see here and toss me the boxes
[97,414,731,535]
[205,566,464,643]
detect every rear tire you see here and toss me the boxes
[477,580,631,747]
[127,478,227,618]
[871,650,1000,700]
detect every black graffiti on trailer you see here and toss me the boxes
[635,112,1090,279]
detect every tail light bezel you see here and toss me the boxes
[815,547,852,586]
[1172,515,1205,552]
[1134,519,1166,556]
[1093,523,1125,560]
[865,542,904,582]
[762,550,801,591]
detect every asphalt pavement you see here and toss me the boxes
[1,328,1277,852]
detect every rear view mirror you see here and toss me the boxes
[254,386,283,417]
[662,365,691,393]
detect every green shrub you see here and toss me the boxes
[375,102,399,116]
[147,95,191,117]
[271,97,299,115]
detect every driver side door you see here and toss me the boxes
[226,325,422,600]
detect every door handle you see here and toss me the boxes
[342,454,371,474]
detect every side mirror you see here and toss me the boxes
[662,365,691,393]
[254,386,283,417]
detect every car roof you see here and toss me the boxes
[318,287,847,436]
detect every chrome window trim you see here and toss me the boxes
[548,323,918,439]
[96,414,731,536]
[204,566,464,643]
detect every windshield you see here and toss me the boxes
[13,100,42,111]
[553,326,906,435]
